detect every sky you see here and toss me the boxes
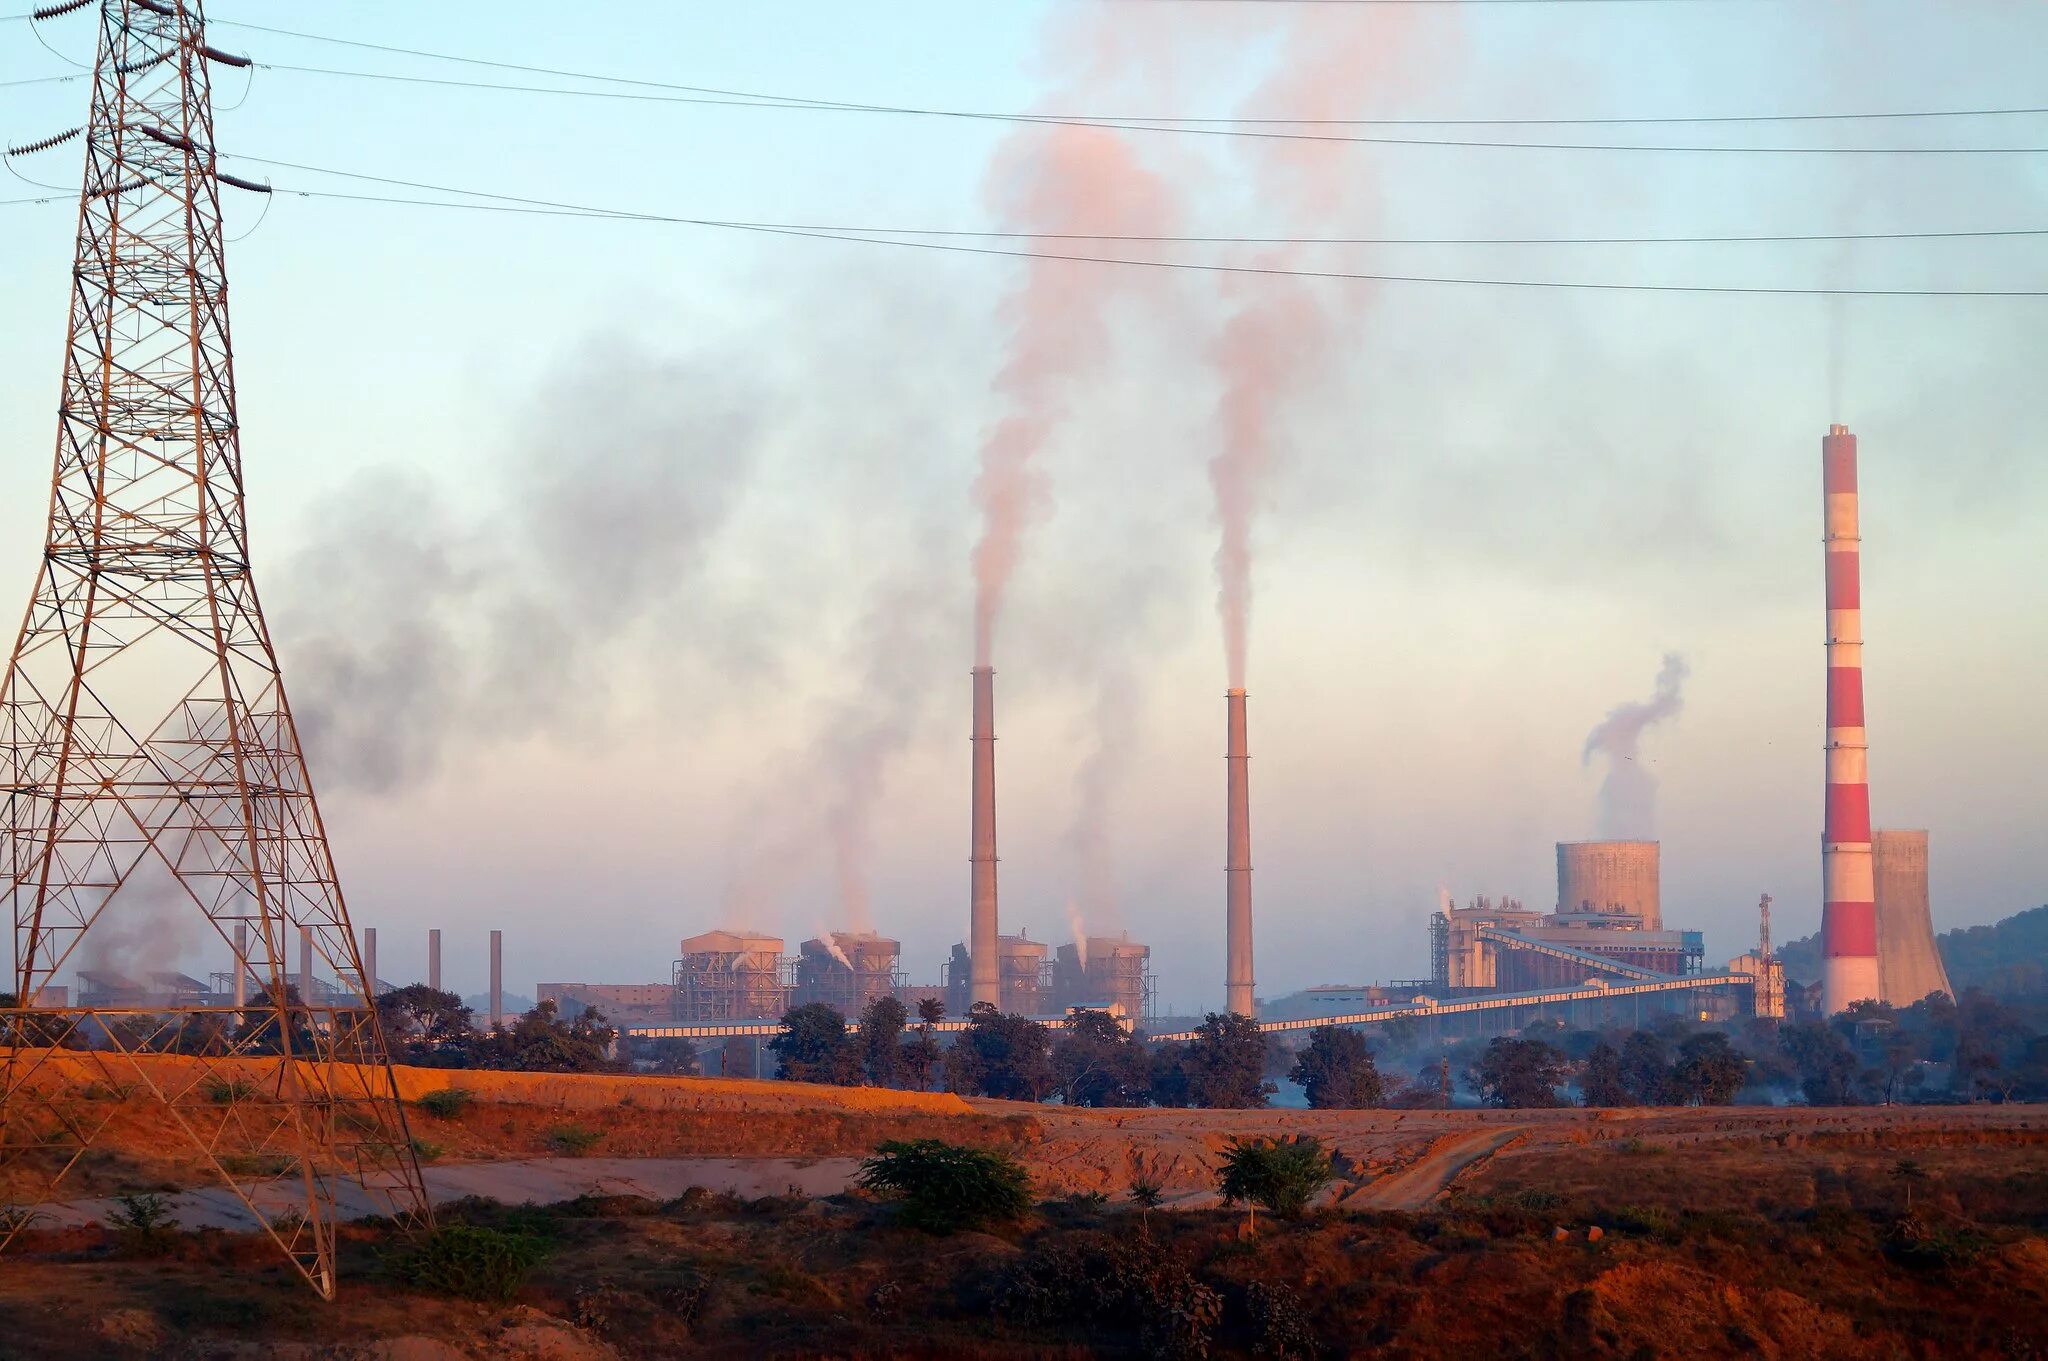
[1,0,2043,1013]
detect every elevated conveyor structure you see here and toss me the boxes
[1475,928,1671,983]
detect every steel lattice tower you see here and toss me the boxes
[0,0,429,1296]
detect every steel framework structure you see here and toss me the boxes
[0,0,429,1297]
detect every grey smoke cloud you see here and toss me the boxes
[276,335,765,793]
[1583,652,1691,841]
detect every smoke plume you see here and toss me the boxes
[1582,653,1691,840]
[277,335,763,793]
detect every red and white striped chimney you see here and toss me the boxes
[969,667,1001,1009]
[1821,424,1879,1013]
[1225,688,1256,1017]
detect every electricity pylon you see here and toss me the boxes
[0,0,429,1297]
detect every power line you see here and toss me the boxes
[221,21,2048,139]
[219,155,2048,297]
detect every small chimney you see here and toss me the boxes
[489,929,504,1027]
[969,667,1001,1009]
[233,922,248,1009]
[428,928,442,992]
[299,925,313,1005]
[1225,689,1256,1017]
[363,926,378,1002]
[1820,424,1878,1013]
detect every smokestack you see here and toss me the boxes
[299,925,313,1005]
[489,929,504,1027]
[428,928,442,992]
[969,667,1000,1009]
[233,922,247,1009]
[1225,688,1255,1017]
[1821,424,1879,1014]
[363,926,377,1002]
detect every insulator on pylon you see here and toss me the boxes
[118,51,170,75]
[133,0,177,15]
[96,177,152,198]
[31,0,92,19]
[202,45,252,68]
[6,128,82,157]
[217,172,271,195]
[139,125,197,154]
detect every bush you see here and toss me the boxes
[996,1237,1222,1360]
[545,1123,604,1156]
[1884,1216,1990,1272]
[106,1192,180,1257]
[1603,1205,1677,1240]
[1217,1136,1334,1222]
[202,1077,255,1104]
[1243,1280,1320,1359]
[415,1088,475,1120]
[389,1224,550,1301]
[856,1139,1032,1234]
[410,1137,446,1162]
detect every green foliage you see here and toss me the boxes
[1602,1204,1677,1241]
[1243,1280,1320,1359]
[1580,1041,1628,1107]
[1176,1012,1275,1109]
[545,1123,604,1156]
[1052,1008,1149,1107]
[1217,1135,1334,1221]
[1671,1033,1748,1106]
[855,1138,1032,1233]
[1780,1020,1861,1105]
[106,1192,180,1256]
[376,984,476,1064]
[410,1137,447,1162]
[202,1076,256,1104]
[478,999,622,1074]
[771,1003,862,1086]
[1474,1037,1569,1108]
[1128,1178,1165,1212]
[415,1087,476,1120]
[1617,1031,1671,1105]
[1883,1215,1990,1272]
[945,1005,1056,1101]
[861,994,909,1088]
[996,1236,1223,1360]
[1288,1026,1384,1109]
[627,1034,700,1076]
[219,1152,295,1178]
[389,1224,551,1301]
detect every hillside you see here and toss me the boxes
[1779,903,2048,998]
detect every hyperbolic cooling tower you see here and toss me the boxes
[1821,425,1880,1014]
[1873,829,1953,1006]
[1555,841,1661,928]
[969,667,1000,1009]
[1225,689,1255,1017]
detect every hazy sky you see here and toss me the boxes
[1,1,2043,1011]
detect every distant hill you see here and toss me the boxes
[1778,904,2048,999]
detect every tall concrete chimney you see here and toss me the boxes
[363,926,378,1002]
[232,922,247,1009]
[1821,424,1879,1013]
[969,667,1001,1009]
[1225,688,1256,1017]
[427,928,442,992]
[489,929,504,1027]
[299,925,313,1005]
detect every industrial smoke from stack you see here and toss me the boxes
[1582,653,1689,840]
[969,667,1001,1009]
[1225,688,1255,1018]
[1821,424,1880,1014]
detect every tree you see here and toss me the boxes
[1147,1042,1195,1108]
[1217,1135,1334,1228]
[478,999,619,1073]
[861,995,909,1088]
[717,1035,756,1078]
[232,985,314,1057]
[1288,1026,1384,1109]
[770,1003,862,1085]
[1865,1026,1921,1106]
[1183,1012,1274,1109]
[1580,1041,1628,1107]
[906,997,945,1092]
[945,1005,1055,1101]
[1780,1020,1860,1106]
[376,984,475,1064]
[628,1035,699,1075]
[856,1139,1032,1233]
[1670,1033,1747,1106]
[1617,1031,1671,1106]
[1052,1009,1149,1108]
[1127,1178,1164,1238]
[1891,1158,1928,1211]
[1472,1037,1568,1108]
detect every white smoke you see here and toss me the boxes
[1582,653,1691,840]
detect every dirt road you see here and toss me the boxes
[1346,1128,1520,1210]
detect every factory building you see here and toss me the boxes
[536,981,676,1028]
[672,930,789,1023]
[946,930,1054,1015]
[1052,935,1155,1020]
[791,932,903,1014]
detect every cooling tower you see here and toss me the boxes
[1820,425,1879,1014]
[1225,689,1256,1017]
[969,667,1000,1009]
[1873,829,1952,1006]
[1555,841,1661,928]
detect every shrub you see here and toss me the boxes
[996,1237,1222,1360]
[545,1123,603,1156]
[415,1088,475,1120]
[1243,1280,1320,1359]
[1217,1136,1334,1223]
[219,1153,296,1178]
[389,1224,550,1301]
[856,1138,1032,1234]
[202,1077,255,1104]
[106,1192,180,1256]
[1603,1205,1677,1240]
[1884,1216,1990,1272]
[410,1137,446,1162]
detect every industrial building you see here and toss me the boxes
[945,930,1067,1016]
[536,981,678,1029]
[791,932,903,1014]
[671,930,789,1023]
[1052,935,1155,1019]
